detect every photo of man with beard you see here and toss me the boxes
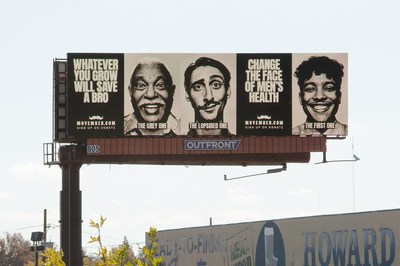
[292,55,348,136]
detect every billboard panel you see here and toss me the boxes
[291,53,348,136]
[236,53,292,136]
[67,54,124,137]
[65,53,348,139]
[154,209,399,266]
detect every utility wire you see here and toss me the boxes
[0,224,43,233]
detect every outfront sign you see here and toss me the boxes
[184,140,241,151]
[66,53,348,138]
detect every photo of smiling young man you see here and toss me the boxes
[292,54,348,136]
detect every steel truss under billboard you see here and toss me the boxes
[53,53,348,142]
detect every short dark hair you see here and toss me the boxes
[295,56,344,92]
[184,57,231,93]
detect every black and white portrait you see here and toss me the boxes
[183,56,236,136]
[124,56,180,136]
[292,54,348,136]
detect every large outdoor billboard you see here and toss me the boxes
[66,53,348,138]
[153,209,399,266]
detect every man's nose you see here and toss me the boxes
[204,85,214,101]
[145,84,157,98]
[313,88,326,99]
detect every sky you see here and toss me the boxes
[1,0,400,257]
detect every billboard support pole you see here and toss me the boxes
[59,145,83,266]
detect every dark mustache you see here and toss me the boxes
[197,99,221,110]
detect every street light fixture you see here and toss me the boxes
[30,231,44,266]
[224,164,287,181]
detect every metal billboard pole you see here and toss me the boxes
[59,145,83,266]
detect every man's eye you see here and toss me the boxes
[192,84,205,92]
[134,82,147,90]
[155,82,166,90]
[303,86,316,93]
[210,81,222,89]
[324,86,335,92]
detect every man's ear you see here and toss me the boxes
[227,87,231,98]
[185,91,190,102]
[170,84,176,97]
[128,85,133,97]
[337,90,342,104]
[298,92,303,105]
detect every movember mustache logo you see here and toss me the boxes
[257,114,272,120]
[89,115,104,120]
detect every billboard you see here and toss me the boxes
[66,53,348,139]
[153,209,399,266]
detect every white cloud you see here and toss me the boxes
[0,211,44,239]
[9,161,59,180]
[226,187,264,203]
[288,186,316,195]
[0,191,14,201]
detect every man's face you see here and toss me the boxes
[186,66,230,122]
[299,72,341,122]
[129,63,174,123]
